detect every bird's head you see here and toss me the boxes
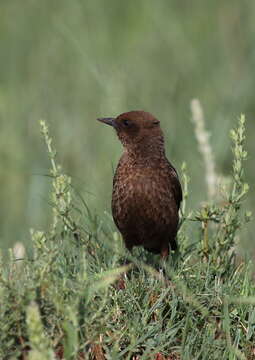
[97,110,165,157]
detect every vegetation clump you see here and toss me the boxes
[0,116,253,360]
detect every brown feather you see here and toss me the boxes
[98,110,182,258]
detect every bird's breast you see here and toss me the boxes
[112,160,178,231]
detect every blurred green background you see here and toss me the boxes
[1,0,254,250]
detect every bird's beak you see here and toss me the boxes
[97,117,116,127]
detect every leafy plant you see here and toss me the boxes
[0,116,253,359]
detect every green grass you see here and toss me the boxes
[1,2,255,358]
[1,0,255,250]
[0,116,254,359]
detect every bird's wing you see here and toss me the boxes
[166,162,183,210]
[171,172,182,209]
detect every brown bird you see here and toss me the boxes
[98,111,182,259]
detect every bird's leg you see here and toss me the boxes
[157,245,168,280]
[116,245,133,290]
[160,246,169,259]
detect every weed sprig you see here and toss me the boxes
[0,116,253,359]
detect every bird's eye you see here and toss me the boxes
[153,120,160,126]
[123,119,131,127]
